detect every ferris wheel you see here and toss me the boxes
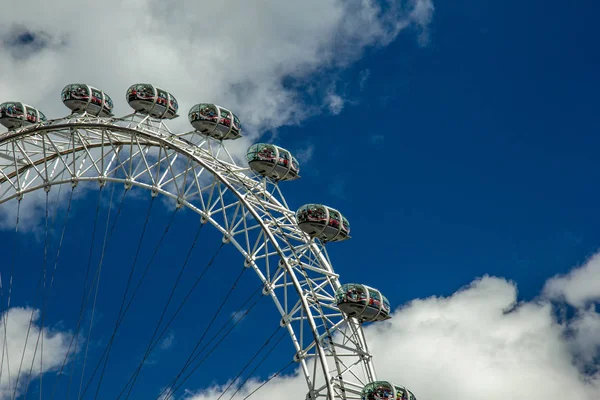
[0,83,416,400]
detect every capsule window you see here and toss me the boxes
[61,86,71,101]
[308,205,325,220]
[126,86,135,100]
[188,104,200,120]
[219,108,232,127]
[296,205,309,221]
[74,84,89,100]
[346,285,362,301]
[342,216,350,231]
[26,107,37,123]
[91,89,101,106]
[157,89,167,106]
[246,144,259,162]
[14,103,24,116]
[383,297,390,311]
[279,150,290,166]
[362,381,395,399]
[369,290,381,302]
[259,144,276,160]
[134,84,153,100]
[199,104,218,119]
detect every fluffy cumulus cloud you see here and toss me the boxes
[0,307,74,400]
[182,253,600,400]
[543,252,600,308]
[0,0,433,228]
[0,0,433,150]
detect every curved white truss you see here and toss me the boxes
[0,113,377,400]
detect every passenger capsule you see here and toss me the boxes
[336,284,391,322]
[0,102,47,130]
[361,381,417,400]
[246,143,300,181]
[296,204,350,243]
[61,84,114,117]
[126,84,178,119]
[188,103,241,140]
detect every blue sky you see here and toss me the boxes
[281,0,600,301]
[1,1,600,399]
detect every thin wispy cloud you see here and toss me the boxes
[359,69,371,91]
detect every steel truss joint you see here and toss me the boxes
[263,282,274,296]
[294,349,307,362]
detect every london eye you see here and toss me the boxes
[0,83,416,400]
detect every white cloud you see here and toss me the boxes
[543,252,600,308]
[294,144,315,164]
[359,68,371,91]
[0,0,433,227]
[0,0,432,144]
[325,92,345,115]
[0,307,75,400]
[230,310,247,325]
[160,331,176,351]
[409,0,435,45]
[179,253,600,400]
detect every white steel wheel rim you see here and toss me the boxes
[0,114,377,400]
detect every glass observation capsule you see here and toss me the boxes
[188,103,241,140]
[335,283,391,322]
[126,83,178,119]
[0,102,47,130]
[361,381,417,400]
[246,143,300,181]
[296,204,350,243]
[61,83,114,117]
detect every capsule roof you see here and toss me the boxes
[247,143,300,181]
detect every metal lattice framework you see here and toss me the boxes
[0,112,378,400]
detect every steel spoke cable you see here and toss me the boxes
[12,187,75,400]
[40,190,50,399]
[121,226,219,399]
[197,165,348,400]
[0,198,21,396]
[217,324,286,400]
[160,265,249,399]
[64,184,105,400]
[92,195,156,398]
[50,171,66,229]
[116,219,211,400]
[77,206,181,400]
[76,182,117,400]
[47,186,128,400]
[221,165,349,395]
[164,289,266,400]
[238,359,295,400]
[23,198,56,400]
[64,185,104,397]
[156,285,264,400]
[227,328,288,400]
